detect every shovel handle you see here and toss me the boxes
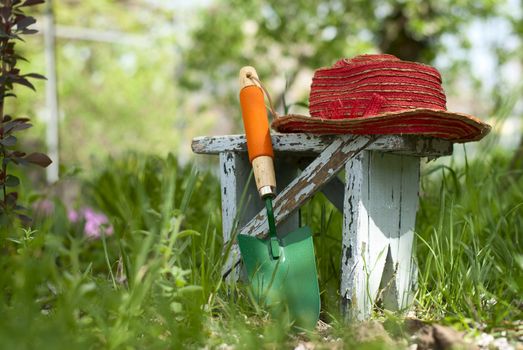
[239,66,276,198]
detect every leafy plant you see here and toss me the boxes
[0,0,51,225]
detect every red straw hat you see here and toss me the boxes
[271,54,491,142]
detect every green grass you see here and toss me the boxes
[0,150,521,348]
[415,153,523,328]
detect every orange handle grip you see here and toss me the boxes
[239,85,274,162]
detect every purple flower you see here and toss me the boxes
[67,206,114,239]
[68,209,79,223]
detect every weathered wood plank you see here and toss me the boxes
[340,152,420,319]
[368,153,403,310]
[219,152,243,280]
[192,133,453,157]
[341,152,370,320]
[390,155,419,309]
[378,155,420,310]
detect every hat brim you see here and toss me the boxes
[271,109,491,142]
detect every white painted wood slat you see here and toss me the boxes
[219,152,242,280]
[192,134,453,157]
[392,156,419,309]
[341,152,420,319]
[341,152,370,319]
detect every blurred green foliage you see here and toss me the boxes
[182,0,512,128]
[11,1,181,167]
[6,0,522,173]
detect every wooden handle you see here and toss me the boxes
[239,66,261,89]
[239,66,276,197]
[252,156,276,197]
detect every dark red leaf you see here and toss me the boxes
[15,16,36,30]
[24,152,52,167]
[5,175,20,187]
[14,54,27,62]
[14,77,35,91]
[6,192,18,207]
[0,7,11,22]
[4,119,32,133]
[24,72,46,80]
[21,29,38,35]
[10,34,23,42]
[10,123,32,133]
[0,135,17,146]
[17,213,32,226]
[19,0,45,7]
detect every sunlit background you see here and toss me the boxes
[14,0,523,181]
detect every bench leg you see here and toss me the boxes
[221,151,267,280]
[219,151,245,281]
[340,151,420,319]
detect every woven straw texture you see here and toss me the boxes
[271,54,491,142]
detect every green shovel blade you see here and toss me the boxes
[237,226,320,330]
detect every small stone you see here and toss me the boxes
[316,319,332,333]
[405,318,426,333]
[432,324,476,350]
[216,344,234,350]
[476,333,494,348]
[415,325,435,350]
[492,337,514,350]
[414,324,477,350]
[354,321,395,346]
[294,342,314,350]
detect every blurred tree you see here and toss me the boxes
[8,0,522,171]
[12,0,181,167]
[180,0,503,129]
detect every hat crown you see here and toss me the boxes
[309,54,447,120]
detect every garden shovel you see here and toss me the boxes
[236,66,320,330]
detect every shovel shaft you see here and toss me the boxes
[265,198,279,258]
[265,198,277,238]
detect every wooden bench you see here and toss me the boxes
[192,133,452,320]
